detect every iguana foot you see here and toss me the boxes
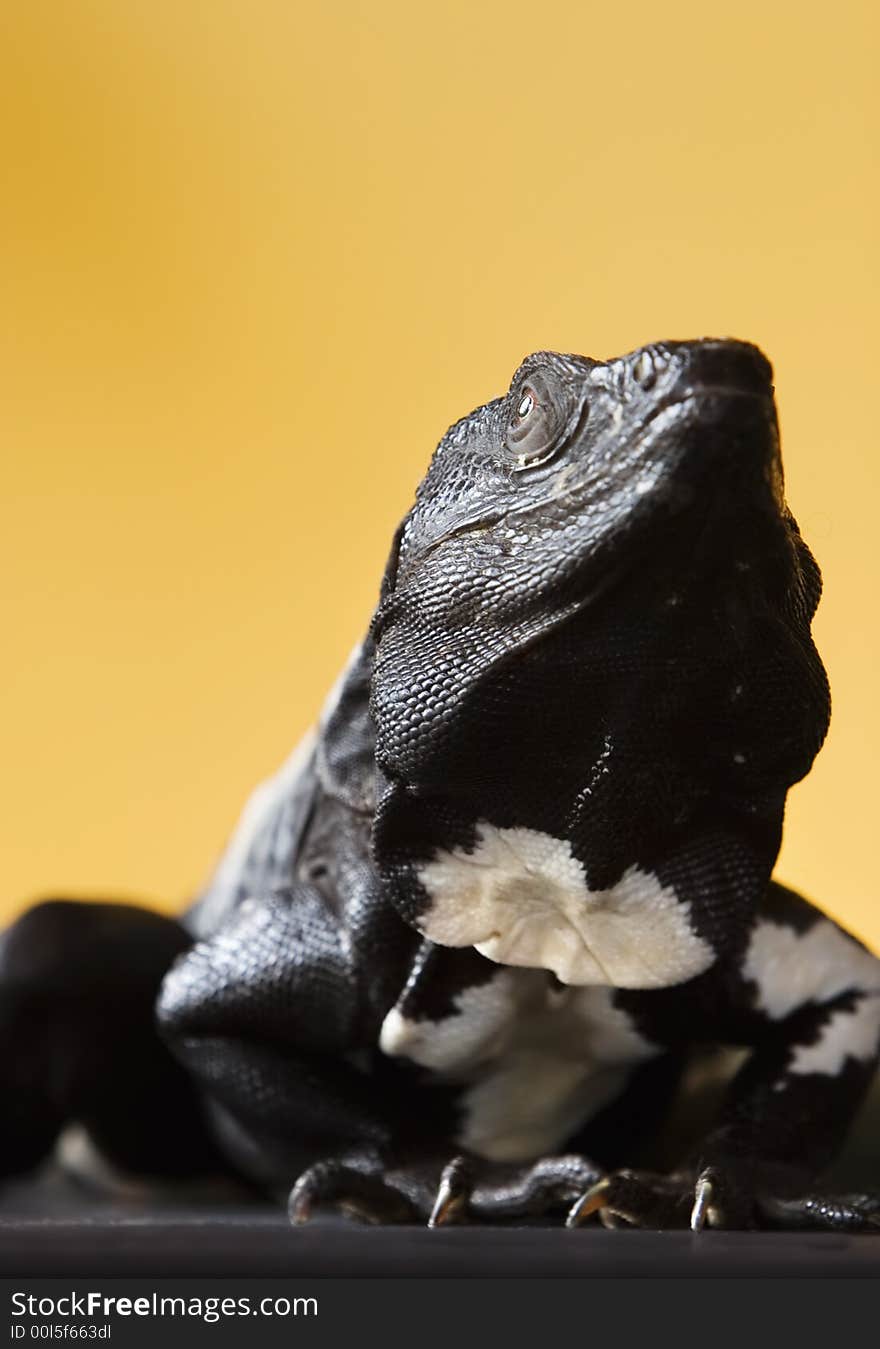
[288,1150,422,1225]
[565,1166,880,1232]
[566,1168,699,1230]
[288,1150,602,1226]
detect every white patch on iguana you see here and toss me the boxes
[745,918,880,1077]
[788,996,880,1076]
[414,823,713,989]
[379,973,525,1072]
[744,919,880,1021]
[380,967,658,1161]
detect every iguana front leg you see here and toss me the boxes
[156,890,411,1192]
[568,884,880,1231]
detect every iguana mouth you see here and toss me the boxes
[635,377,776,456]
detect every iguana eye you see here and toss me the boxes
[506,374,566,471]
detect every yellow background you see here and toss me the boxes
[2,2,878,946]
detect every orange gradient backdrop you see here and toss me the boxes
[2,2,878,946]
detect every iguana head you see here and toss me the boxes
[394,340,783,588]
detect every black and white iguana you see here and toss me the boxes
[3,339,879,1231]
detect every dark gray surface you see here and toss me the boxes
[1,1169,879,1277]
[2,1211,879,1278]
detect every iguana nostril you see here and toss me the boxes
[633,349,668,391]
